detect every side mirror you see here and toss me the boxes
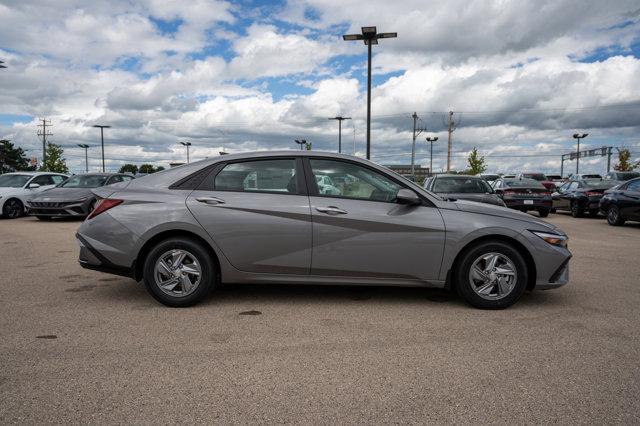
[28,183,40,189]
[396,188,421,205]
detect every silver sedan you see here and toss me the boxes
[76,151,571,309]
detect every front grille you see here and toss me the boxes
[30,201,74,208]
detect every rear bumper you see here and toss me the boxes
[504,199,552,210]
[76,233,134,278]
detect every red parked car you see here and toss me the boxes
[516,173,556,190]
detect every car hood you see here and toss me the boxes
[0,187,24,197]
[439,192,504,206]
[443,199,558,231]
[31,187,94,202]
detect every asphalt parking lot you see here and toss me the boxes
[1,213,639,423]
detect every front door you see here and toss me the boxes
[620,180,640,220]
[305,158,445,281]
[187,157,312,274]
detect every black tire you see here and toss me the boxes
[455,241,528,309]
[143,237,216,307]
[538,208,550,218]
[36,216,52,221]
[2,198,24,218]
[570,200,583,218]
[606,205,625,226]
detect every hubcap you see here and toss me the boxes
[154,249,202,297]
[5,200,22,218]
[468,252,518,300]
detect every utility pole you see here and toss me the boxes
[329,116,351,153]
[92,125,111,172]
[77,144,90,172]
[410,112,427,176]
[180,141,192,163]
[426,136,439,176]
[343,26,397,160]
[37,118,52,167]
[572,133,588,174]
[445,111,458,172]
[607,147,613,172]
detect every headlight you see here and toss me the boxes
[531,231,568,248]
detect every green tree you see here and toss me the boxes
[614,148,633,171]
[118,164,138,174]
[138,164,164,174]
[465,147,487,175]
[0,140,31,173]
[39,142,68,173]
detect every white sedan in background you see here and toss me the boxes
[0,172,68,218]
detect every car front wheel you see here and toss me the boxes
[455,241,528,309]
[143,237,216,307]
[2,198,24,218]
[570,201,583,218]
[606,205,625,226]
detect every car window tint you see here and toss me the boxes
[109,176,123,184]
[51,175,66,184]
[627,180,640,192]
[432,177,491,193]
[214,159,297,193]
[309,159,401,202]
[31,175,54,186]
[121,175,133,181]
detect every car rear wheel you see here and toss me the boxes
[538,208,550,218]
[570,201,583,218]
[143,237,215,307]
[606,205,625,226]
[2,198,24,218]
[455,241,528,309]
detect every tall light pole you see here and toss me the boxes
[572,133,588,174]
[426,136,439,176]
[295,139,307,151]
[343,26,397,160]
[77,144,90,173]
[92,125,111,172]
[180,141,192,163]
[328,116,351,153]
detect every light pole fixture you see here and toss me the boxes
[180,141,192,163]
[77,144,90,173]
[295,139,307,151]
[328,116,351,153]
[92,125,111,172]
[572,133,588,174]
[426,136,439,176]
[343,26,397,160]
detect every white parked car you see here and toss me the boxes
[0,172,68,218]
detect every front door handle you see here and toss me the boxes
[196,196,226,205]
[316,206,347,215]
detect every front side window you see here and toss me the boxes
[214,159,297,193]
[309,159,401,202]
[31,175,54,186]
[51,175,66,185]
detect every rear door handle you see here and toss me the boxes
[316,206,347,215]
[196,196,226,205]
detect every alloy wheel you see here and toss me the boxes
[154,249,202,297]
[468,252,518,300]
[3,199,23,218]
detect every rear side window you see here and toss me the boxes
[214,159,298,194]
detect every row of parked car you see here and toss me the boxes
[0,171,134,219]
[423,171,640,226]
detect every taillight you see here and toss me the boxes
[585,191,601,197]
[542,191,551,196]
[502,190,515,198]
[87,199,123,220]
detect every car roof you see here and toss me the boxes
[433,174,483,179]
[2,171,66,176]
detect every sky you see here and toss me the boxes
[1,0,640,174]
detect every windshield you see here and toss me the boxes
[433,177,493,193]
[503,179,546,189]
[522,173,547,181]
[60,175,109,188]
[0,174,31,188]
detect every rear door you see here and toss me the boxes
[620,180,640,219]
[186,157,312,275]
[305,157,445,281]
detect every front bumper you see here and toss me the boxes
[536,257,570,290]
[28,199,92,217]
